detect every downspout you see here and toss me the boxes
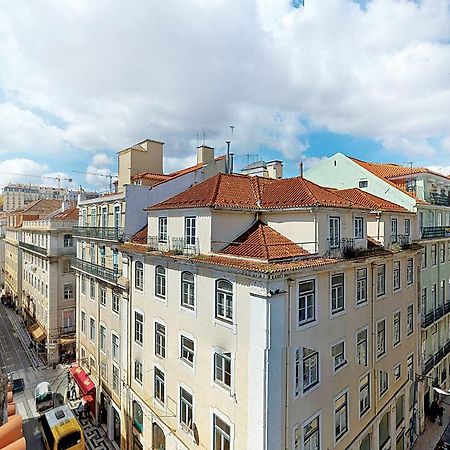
[284,278,294,449]
[376,212,381,242]
[371,262,378,418]
[126,253,133,450]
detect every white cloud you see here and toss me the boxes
[0,159,49,188]
[83,153,116,192]
[428,165,450,177]
[0,0,449,165]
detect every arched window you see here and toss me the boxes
[132,401,143,433]
[215,279,233,323]
[155,266,166,299]
[135,261,144,291]
[181,272,195,310]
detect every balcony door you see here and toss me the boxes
[329,217,340,248]
[113,205,121,230]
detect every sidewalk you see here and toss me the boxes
[413,401,450,449]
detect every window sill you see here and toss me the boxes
[333,361,348,375]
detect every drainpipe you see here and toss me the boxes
[371,262,378,418]
[126,254,133,450]
[376,212,381,242]
[284,278,294,449]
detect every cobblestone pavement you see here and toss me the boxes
[0,303,115,450]
[413,400,450,449]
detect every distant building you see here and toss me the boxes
[2,184,96,211]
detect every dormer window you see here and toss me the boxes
[359,180,368,188]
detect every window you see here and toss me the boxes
[407,355,414,381]
[379,412,390,448]
[89,317,96,342]
[394,364,401,381]
[379,370,389,396]
[112,250,118,272]
[179,387,193,430]
[154,367,165,404]
[100,363,107,380]
[407,305,414,335]
[213,414,231,450]
[80,311,86,334]
[90,207,97,226]
[406,259,414,285]
[132,401,143,433]
[63,234,73,247]
[112,365,120,394]
[155,266,166,299]
[113,205,121,229]
[396,395,404,427]
[359,179,368,188]
[216,279,233,323]
[405,218,411,236]
[377,264,386,297]
[391,218,398,242]
[155,322,166,358]
[441,242,446,263]
[331,340,347,372]
[90,278,95,299]
[376,319,386,358]
[90,242,95,264]
[135,261,144,291]
[329,216,340,248]
[63,260,72,273]
[360,434,371,450]
[185,216,197,246]
[181,271,195,310]
[334,391,348,442]
[99,325,106,352]
[298,280,315,325]
[101,206,108,227]
[302,348,319,393]
[301,414,320,450]
[357,328,368,366]
[356,268,367,305]
[158,217,168,242]
[180,336,195,366]
[112,292,120,314]
[135,312,144,346]
[214,352,232,388]
[432,244,437,266]
[99,286,106,307]
[359,373,370,416]
[393,311,401,346]
[421,247,427,268]
[393,261,400,291]
[331,273,344,314]
[134,360,143,384]
[112,334,120,361]
[99,246,106,266]
[354,217,364,239]
[64,283,73,299]
[441,280,446,304]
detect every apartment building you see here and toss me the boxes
[305,153,450,434]
[116,173,420,450]
[73,139,227,448]
[0,213,7,287]
[3,200,64,311]
[19,203,78,363]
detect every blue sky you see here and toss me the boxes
[0,0,450,192]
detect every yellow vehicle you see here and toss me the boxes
[40,405,85,450]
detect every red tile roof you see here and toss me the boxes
[220,220,309,262]
[51,206,78,221]
[334,188,408,213]
[130,225,148,245]
[146,173,371,211]
[349,157,433,179]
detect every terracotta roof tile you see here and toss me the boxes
[349,157,433,179]
[146,173,372,211]
[220,220,309,262]
[130,225,148,245]
[334,188,408,213]
[51,206,78,221]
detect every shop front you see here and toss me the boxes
[69,365,96,416]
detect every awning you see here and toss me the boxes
[59,337,76,346]
[70,366,96,395]
[30,324,46,343]
[433,387,450,396]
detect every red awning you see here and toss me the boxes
[70,365,96,395]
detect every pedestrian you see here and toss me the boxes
[431,399,440,423]
[438,401,445,426]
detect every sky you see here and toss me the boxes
[0,0,450,192]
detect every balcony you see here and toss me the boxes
[422,356,434,375]
[59,325,75,335]
[327,238,356,258]
[147,236,200,256]
[421,226,450,240]
[429,192,450,207]
[18,241,47,256]
[421,305,447,328]
[72,226,124,241]
[71,258,122,284]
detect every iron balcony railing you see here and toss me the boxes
[422,356,434,375]
[429,192,450,206]
[422,344,450,375]
[421,226,450,240]
[71,257,122,283]
[59,325,75,335]
[327,238,356,258]
[147,236,200,256]
[421,302,450,328]
[72,226,124,241]
[18,241,47,256]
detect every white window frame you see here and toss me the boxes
[376,318,386,359]
[154,364,166,406]
[154,320,166,358]
[393,310,401,347]
[359,372,371,418]
[301,347,320,395]
[407,304,414,336]
[185,216,197,246]
[80,310,86,335]
[112,291,120,315]
[215,279,233,324]
[212,410,234,450]
[180,334,195,368]
[134,360,143,385]
[406,258,414,285]
[99,324,106,353]
[135,261,144,291]
[298,279,316,327]
[99,286,106,307]
[379,370,389,397]
[356,326,368,366]
[181,271,195,311]
[111,332,120,362]
[334,388,349,443]
[354,217,364,239]
[134,310,144,346]
[89,316,96,343]
[213,350,232,390]
[330,273,345,315]
[393,261,401,292]
[158,216,168,243]
[356,268,368,306]
[179,384,194,432]
[394,363,401,382]
[155,265,167,300]
[331,339,347,373]
[377,264,386,297]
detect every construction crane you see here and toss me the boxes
[72,171,118,193]
[2,172,73,188]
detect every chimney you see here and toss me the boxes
[299,162,304,177]
[266,161,283,179]
[197,145,215,165]
[61,200,70,212]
